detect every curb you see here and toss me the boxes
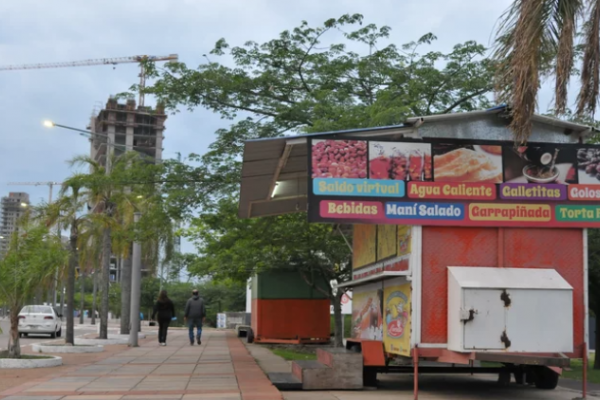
[75,338,129,345]
[32,344,104,354]
[108,333,148,340]
[0,355,62,369]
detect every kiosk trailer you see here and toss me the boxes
[238,107,595,398]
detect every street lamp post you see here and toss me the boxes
[43,120,116,174]
[129,212,142,347]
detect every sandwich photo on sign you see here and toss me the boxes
[432,143,503,183]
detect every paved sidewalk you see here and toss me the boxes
[0,330,281,400]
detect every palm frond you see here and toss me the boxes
[554,0,581,114]
[577,0,600,116]
[494,0,582,143]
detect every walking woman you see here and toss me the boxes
[151,290,175,346]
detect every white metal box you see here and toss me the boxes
[447,267,573,353]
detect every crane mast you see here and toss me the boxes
[0,54,178,107]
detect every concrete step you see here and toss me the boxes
[317,347,362,368]
[292,360,335,390]
[268,372,302,391]
[291,348,364,390]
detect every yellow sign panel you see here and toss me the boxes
[353,224,376,270]
[377,224,397,260]
[397,226,411,257]
[383,283,411,356]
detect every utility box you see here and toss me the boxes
[447,267,573,353]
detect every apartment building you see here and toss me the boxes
[0,192,30,254]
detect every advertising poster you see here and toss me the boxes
[309,137,600,228]
[377,224,397,260]
[397,226,411,257]
[352,224,376,269]
[352,224,411,280]
[351,285,383,340]
[384,283,411,356]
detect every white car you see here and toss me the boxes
[18,305,62,338]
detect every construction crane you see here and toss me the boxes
[0,54,178,107]
[7,181,63,204]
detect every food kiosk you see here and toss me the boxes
[238,107,595,397]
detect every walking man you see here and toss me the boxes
[184,289,206,345]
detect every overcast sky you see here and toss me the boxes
[0,0,526,253]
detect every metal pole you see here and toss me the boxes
[129,212,142,347]
[583,342,588,399]
[59,286,65,321]
[51,184,59,307]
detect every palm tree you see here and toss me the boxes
[42,184,98,345]
[64,152,158,339]
[0,211,68,358]
[112,164,177,335]
[494,0,599,143]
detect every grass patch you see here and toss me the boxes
[330,314,352,338]
[562,355,600,384]
[271,349,317,361]
[481,361,503,368]
[0,355,54,360]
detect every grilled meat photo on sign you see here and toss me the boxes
[433,147,503,183]
[311,139,367,179]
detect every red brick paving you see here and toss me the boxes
[0,330,281,399]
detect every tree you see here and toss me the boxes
[112,159,178,334]
[0,211,68,358]
[136,15,495,345]
[63,153,143,339]
[140,15,494,345]
[42,180,99,345]
[493,0,599,143]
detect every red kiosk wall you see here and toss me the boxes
[252,299,330,340]
[251,270,331,342]
[420,226,585,358]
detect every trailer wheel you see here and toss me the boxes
[247,329,254,344]
[534,367,558,390]
[525,367,535,386]
[363,367,378,387]
[498,369,511,386]
[513,368,525,385]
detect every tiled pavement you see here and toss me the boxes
[0,330,281,400]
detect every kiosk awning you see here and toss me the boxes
[238,125,415,219]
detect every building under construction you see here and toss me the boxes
[88,98,167,281]
[89,97,166,166]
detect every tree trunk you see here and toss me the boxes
[79,272,85,325]
[59,284,65,320]
[7,305,21,358]
[332,291,344,348]
[99,226,111,339]
[91,272,97,325]
[120,247,132,335]
[595,313,600,369]
[66,231,77,345]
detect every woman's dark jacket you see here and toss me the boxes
[152,299,175,320]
